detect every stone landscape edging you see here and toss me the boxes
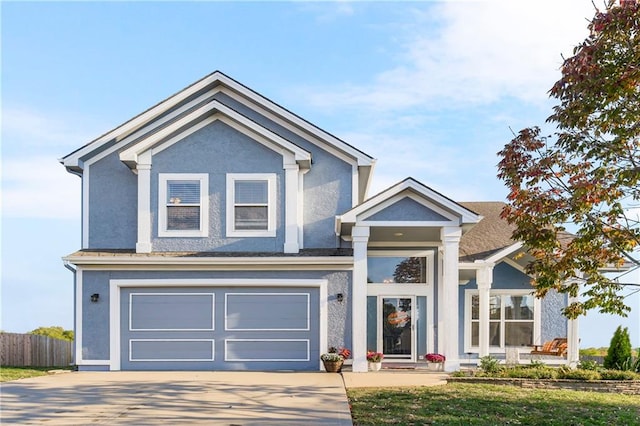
[447,376,640,395]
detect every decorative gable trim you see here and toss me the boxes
[118,100,311,170]
[336,178,482,234]
[61,71,373,171]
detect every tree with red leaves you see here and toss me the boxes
[497,0,639,318]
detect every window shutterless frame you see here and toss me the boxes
[226,173,276,237]
[464,289,541,353]
[158,173,209,237]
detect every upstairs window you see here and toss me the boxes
[226,173,276,237]
[158,174,208,237]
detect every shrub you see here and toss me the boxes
[506,366,558,379]
[479,355,501,374]
[599,369,640,381]
[578,359,600,371]
[528,360,546,368]
[558,369,601,381]
[604,326,632,370]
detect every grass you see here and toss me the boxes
[348,383,640,425]
[0,366,72,382]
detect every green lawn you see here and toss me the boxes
[348,383,640,425]
[0,366,72,382]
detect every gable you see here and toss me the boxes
[365,197,449,222]
[60,71,375,203]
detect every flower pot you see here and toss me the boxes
[368,362,382,371]
[427,362,443,371]
[322,359,343,373]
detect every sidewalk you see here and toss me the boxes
[342,370,449,388]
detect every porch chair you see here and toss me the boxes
[530,337,568,357]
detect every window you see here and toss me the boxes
[367,256,427,284]
[158,174,208,237]
[467,290,538,350]
[226,173,276,237]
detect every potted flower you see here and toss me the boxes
[424,353,446,371]
[367,351,384,371]
[320,346,350,372]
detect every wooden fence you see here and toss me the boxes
[0,333,73,367]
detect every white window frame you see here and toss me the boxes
[226,173,276,237]
[464,289,541,353]
[158,173,209,237]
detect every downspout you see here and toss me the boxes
[63,260,77,367]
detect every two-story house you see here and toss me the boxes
[61,71,579,372]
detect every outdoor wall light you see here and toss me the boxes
[336,293,344,303]
[90,293,100,303]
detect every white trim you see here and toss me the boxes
[338,179,482,227]
[129,293,215,331]
[352,165,359,208]
[63,80,220,168]
[464,289,541,354]
[361,221,457,228]
[284,162,300,253]
[75,360,111,366]
[63,73,371,168]
[484,242,524,264]
[64,255,354,268]
[119,101,311,169]
[109,278,328,371]
[297,171,305,249]
[158,173,209,237]
[75,268,83,364]
[441,227,461,371]
[351,225,370,372]
[224,339,310,362]
[136,152,152,252]
[224,293,310,331]
[129,339,215,362]
[226,173,276,237]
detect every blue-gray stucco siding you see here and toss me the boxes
[88,154,137,249]
[85,99,355,251]
[151,120,285,252]
[367,197,448,222]
[212,92,354,248]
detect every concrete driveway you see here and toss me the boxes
[0,371,352,425]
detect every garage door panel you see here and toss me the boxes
[225,339,309,361]
[121,286,319,371]
[130,293,214,331]
[225,293,309,330]
[130,339,215,361]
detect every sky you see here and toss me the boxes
[1,0,638,348]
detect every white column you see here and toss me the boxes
[351,225,369,372]
[283,162,300,253]
[476,265,494,360]
[567,294,580,368]
[440,226,462,372]
[136,152,152,253]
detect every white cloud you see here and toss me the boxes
[303,0,595,111]
[2,106,104,155]
[2,156,80,219]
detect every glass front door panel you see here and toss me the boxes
[382,297,412,358]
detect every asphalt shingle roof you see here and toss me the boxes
[459,202,517,262]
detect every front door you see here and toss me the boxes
[379,296,415,361]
